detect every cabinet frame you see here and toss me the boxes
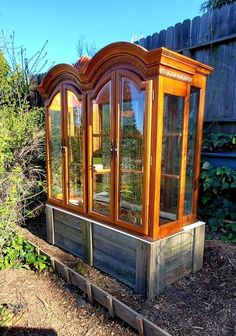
[39,42,212,240]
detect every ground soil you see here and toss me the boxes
[0,269,136,336]
[19,215,236,336]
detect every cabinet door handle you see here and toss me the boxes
[114,140,118,158]
[110,140,114,158]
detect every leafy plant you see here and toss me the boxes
[202,132,236,152]
[0,35,46,230]
[0,227,51,271]
[198,161,236,242]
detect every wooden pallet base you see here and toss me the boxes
[46,204,205,299]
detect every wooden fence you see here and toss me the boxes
[135,3,236,133]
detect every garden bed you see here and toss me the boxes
[22,217,236,336]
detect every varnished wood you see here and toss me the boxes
[38,42,212,240]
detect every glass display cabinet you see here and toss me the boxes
[38,42,212,298]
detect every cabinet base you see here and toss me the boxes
[46,204,205,298]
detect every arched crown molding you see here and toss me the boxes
[37,41,212,99]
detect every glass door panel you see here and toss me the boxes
[118,78,145,226]
[160,94,184,224]
[48,92,63,200]
[67,90,84,207]
[92,82,112,217]
[184,87,200,215]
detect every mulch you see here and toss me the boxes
[0,269,136,336]
[20,216,236,336]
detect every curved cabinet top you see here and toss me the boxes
[38,41,213,99]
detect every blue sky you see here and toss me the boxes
[0,0,204,71]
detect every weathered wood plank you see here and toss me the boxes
[69,268,87,292]
[136,315,144,336]
[81,221,93,266]
[192,224,205,272]
[165,26,174,50]
[135,241,149,295]
[190,16,201,47]
[106,295,114,318]
[54,232,83,258]
[92,224,137,251]
[93,249,136,288]
[150,33,158,50]
[55,220,83,244]
[93,235,136,267]
[54,209,83,231]
[157,30,166,48]
[46,206,54,244]
[86,281,93,303]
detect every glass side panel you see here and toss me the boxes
[119,78,145,226]
[160,94,184,224]
[92,82,111,216]
[67,91,83,207]
[184,88,200,215]
[48,92,63,200]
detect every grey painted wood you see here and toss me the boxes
[46,206,54,244]
[192,224,205,272]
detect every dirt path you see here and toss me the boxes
[0,269,136,336]
[22,220,236,336]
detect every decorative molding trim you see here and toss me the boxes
[159,68,192,83]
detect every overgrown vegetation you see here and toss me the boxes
[198,162,236,242]
[202,133,236,152]
[0,228,50,271]
[0,34,50,271]
[200,0,236,12]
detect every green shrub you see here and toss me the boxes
[0,227,51,271]
[0,41,45,230]
[202,132,236,152]
[198,162,236,242]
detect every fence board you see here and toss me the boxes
[135,3,236,132]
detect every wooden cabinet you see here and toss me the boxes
[39,42,212,240]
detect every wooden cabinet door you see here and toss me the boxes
[46,89,65,206]
[87,71,152,234]
[46,86,86,212]
[114,70,152,235]
[87,75,116,223]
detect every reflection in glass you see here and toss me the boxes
[184,88,200,215]
[49,92,63,200]
[119,79,145,225]
[92,82,111,216]
[160,94,184,223]
[67,91,83,207]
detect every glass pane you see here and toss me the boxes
[160,94,184,224]
[119,78,145,225]
[49,92,63,200]
[184,88,200,215]
[67,91,83,207]
[92,82,111,216]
